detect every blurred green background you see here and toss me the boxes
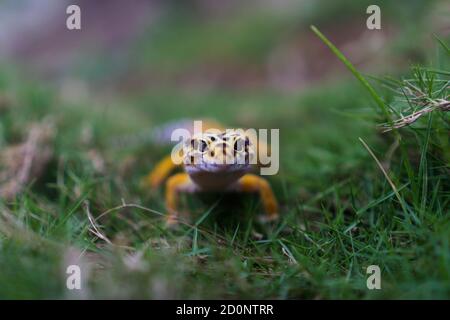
[0,0,448,299]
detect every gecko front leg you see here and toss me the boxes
[234,174,279,222]
[165,173,196,226]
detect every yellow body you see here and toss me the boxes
[143,120,279,225]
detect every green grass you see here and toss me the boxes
[0,3,449,299]
[1,67,448,299]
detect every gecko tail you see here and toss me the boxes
[111,118,225,148]
[151,118,198,145]
[151,118,224,145]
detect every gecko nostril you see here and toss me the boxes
[234,139,245,152]
[210,150,215,157]
[195,139,207,153]
[192,138,208,153]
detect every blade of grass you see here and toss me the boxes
[310,25,390,120]
[230,223,240,246]
[419,113,433,217]
[278,240,298,265]
[194,198,221,227]
[356,182,410,216]
[358,137,420,225]
[433,34,450,55]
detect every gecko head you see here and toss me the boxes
[183,130,255,174]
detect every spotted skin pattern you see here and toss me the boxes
[143,121,279,225]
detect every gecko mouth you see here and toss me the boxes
[185,162,251,173]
